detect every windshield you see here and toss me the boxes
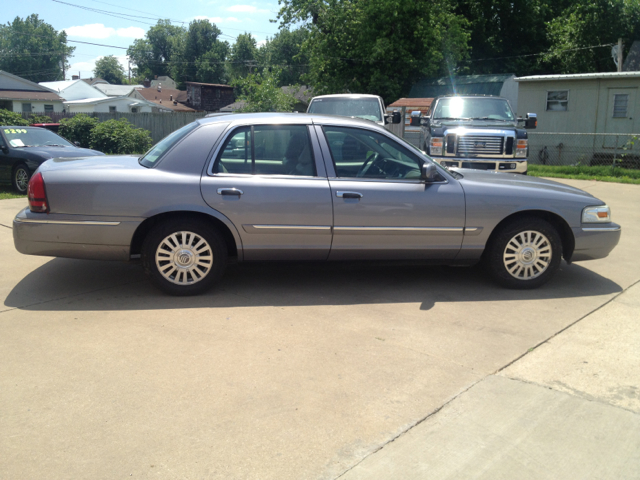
[2,127,74,148]
[140,122,199,167]
[308,97,383,122]
[433,97,514,122]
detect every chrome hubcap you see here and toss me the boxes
[503,230,552,280]
[16,169,29,192]
[155,231,213,285]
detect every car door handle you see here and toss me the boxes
[336,191,363,199]
[217,188,244,196]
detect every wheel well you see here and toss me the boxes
[130,211,238,259]
[484,210,575,262]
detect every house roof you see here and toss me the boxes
[95,84,144,96]
[0,70,60,94]
[81,78,109,86]
[388,98,434,108]
[409,74,515,98]
[0,90,64,101]
[185,81,234,89]
[136,87,196,112]
[516,71,640,82]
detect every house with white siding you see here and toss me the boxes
[0,70,65,114]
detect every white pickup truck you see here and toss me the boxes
[306,94,401,126]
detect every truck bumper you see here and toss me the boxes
[435,158,528,174]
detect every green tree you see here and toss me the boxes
[59,114,99,147]
[172,19,230,86]
[89,118,153,154]
[0,15,74,82]
[127,20,185,80]
[228,33,258,80]
[544,0,640,73]
[258,28,309,86]
[94,55,126,84]
[233,69,297,112]
[276,0,469,103]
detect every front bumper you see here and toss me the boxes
[13,207,141,261]
[434,158,528,174]
[571,224,621,262]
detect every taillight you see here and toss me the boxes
[28,172,49,213]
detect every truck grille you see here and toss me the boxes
[457,136,504,156]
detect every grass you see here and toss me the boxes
[528,165,640,185]
[0,186,25,200]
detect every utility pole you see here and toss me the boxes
[618,38,623,72]
[128,58,131,83]
[62,54,66,80]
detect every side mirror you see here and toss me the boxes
[0,145,8,153]
[74,141,81,147]
[410,111,421,126]
[421,116,431,127]
[391,111,402,124]
[422,162,437,182]
[520,113,537,129]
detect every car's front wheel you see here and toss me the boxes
[142,219,227,296]
[12,164,31,194]
[484,217,562,289]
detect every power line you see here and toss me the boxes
[462,43,617,63]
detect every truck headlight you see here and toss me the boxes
[582,205,611,223]
[430,137,443,156]
[515,139,528,158]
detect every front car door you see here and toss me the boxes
[200,120,333,261]
[315,123,466,261]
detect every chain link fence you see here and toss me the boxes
[528,133,640,168]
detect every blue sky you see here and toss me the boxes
[3,0,282,80]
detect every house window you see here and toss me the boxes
[613,94,629,118]
[131,107,138,113]
[109,106,116,113]
[22,103,32,113]
[546,91,568,111]
[44,105,54,113]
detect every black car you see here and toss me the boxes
[0,126,104,193]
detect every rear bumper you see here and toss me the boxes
[571,224,621,262]
[435,158,528,174]
[13,208,141,261]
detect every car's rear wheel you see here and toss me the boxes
[12,164,31,194]
[484,217,562,289]
[142,219,227,296]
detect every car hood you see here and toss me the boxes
[456,169,596,198]
[17,146,104,160]
[39,154,142,173]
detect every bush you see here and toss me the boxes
[0,109,29,126]
[89,118,153,154]
[59,114,99,147]
[27,114,53,124]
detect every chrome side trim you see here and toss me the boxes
[464,227,483,236]
[242,224,332,235]
[14,218,121,226]
[581,226,622,232]
[334,226,463,235]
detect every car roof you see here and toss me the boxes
[196,112,387,131]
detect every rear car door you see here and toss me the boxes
[317,124,466,260]
[200,122,333,261]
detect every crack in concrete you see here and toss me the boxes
[333,276,640,479]
[0,223,12,230]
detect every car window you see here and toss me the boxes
[140,122,199,167]
[2,127,74,148]
[322,126,423,180]
[214,125,316,176]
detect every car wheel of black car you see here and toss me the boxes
[484,217,562,289]
[142,219,227,296]
[12,164,31,194]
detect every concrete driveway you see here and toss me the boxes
[0,179,638,479]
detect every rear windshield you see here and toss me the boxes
[139,122,199,167]
[308,97,382,122]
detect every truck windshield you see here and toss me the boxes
[308,97,382,122]
[433,97,514,122]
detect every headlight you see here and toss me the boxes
[430,137,443,156]
[582,205,611,223]
[515,139,528,158]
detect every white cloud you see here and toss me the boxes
[256,39,267,47]
[226,5,269,13]
[64,24,145,40]
[116,27,146,39]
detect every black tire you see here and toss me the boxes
[483,217,562,289]
[142,218,228,296]
[12,163,31,194]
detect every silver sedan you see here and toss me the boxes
[13,113,621,295]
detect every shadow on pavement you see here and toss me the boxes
[4,257,622,312]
